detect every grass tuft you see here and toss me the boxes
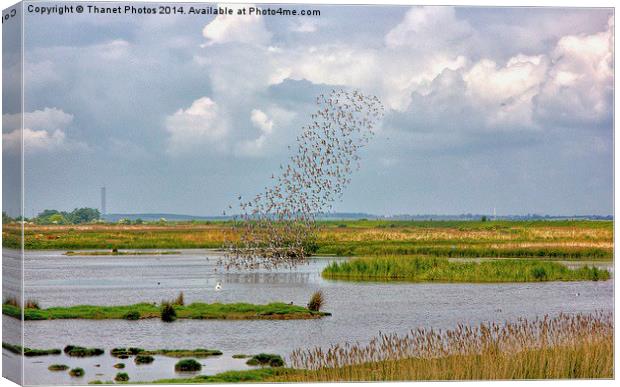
[246,353,285,367]
[174,292,185,306]
[69,368,85,377]
[160,301,177,322]
[135,354,155,364]
[175,359,202,372]
[307,291,325,312]
[114,372,129,382]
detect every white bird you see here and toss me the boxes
[215,281,222,291]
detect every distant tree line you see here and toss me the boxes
[35,208,101,225]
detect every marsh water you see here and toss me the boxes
[2,250,614,385]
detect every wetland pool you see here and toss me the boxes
[2,250,614,385]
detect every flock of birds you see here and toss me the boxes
[221,89,384,270]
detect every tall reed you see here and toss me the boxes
[287,312,613,381]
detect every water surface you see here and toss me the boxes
[2,250,613,385]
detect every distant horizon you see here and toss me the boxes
[99,211,614,220]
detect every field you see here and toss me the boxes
[322,256,609,282]
[3,220,613,261]
[2,302,328,321]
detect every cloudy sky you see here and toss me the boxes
[2,2,614,217]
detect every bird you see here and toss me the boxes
[221,89,384,270]
[215,281,222,291]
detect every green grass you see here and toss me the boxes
[2,342,61,356]
[322,256,610,282]
[3,302,327,321]
[152,368,292,383]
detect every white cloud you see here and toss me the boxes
[165,97,228,154]
[250,109,273,134]
[2,107,85,153]
[235,108,294,157]
[385,6,473,50]
[463,54,547,129]
[534,16,614,126]
[290,20,317,33]
[3,128,67,153]
[195,6,612,145]
[202,4,271,46]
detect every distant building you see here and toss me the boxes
[100,186,106,215]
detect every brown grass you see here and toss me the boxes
[285,312,613,381]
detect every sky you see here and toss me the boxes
[1,2,614,217]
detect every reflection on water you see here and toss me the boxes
[2,250,614,385]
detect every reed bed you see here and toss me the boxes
[286,312,613,381]
[322,256,609,282]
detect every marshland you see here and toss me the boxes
[3,220,612,261]
[1,221,614,384]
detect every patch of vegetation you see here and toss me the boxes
[35,208,100,225]
[113,363,125,369]
[64,345,104,357]
[69,367,85,377]
[232,354,250,359]
[24,299,40,309]
[307,291,325,312]
[175,359,202,372]
[322,256,610,283]
[111,347,144,357]
[143,349,222,358]
[135,354,155,364]
[160,301,177,322]
[2,342,61,356]
[174,292,185,306]
[114,372,129,382]
[246,353,285,367]
[48,364,69,371]
[4,302,326,320]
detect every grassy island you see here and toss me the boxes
[64,250,180,256]
[2,302,328,321]
[2,342,61,356]
[111,347,222,358]
[322,256,609,282]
